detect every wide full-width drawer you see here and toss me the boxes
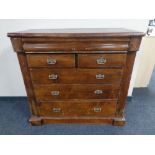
[23,41,129,52]
[30,68,123,84]
[38,100,117,117]
[27,54,75,68]
[34,84,120,101]
[78,53,126,68]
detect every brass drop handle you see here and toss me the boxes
[94,107,102,112]
[94,90,103,94]
[49,74,58,80]
[51,91,60,96]
[96,74,104,79]
[47,58,57,65]
[96,57,106,64]
[52,108,61,113]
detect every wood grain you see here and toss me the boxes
[30,68,123,84]
[38,100,117,117]
[29,116,115,125]
[10,38,23,52]
[8,28,144,126]
[17,53,38,115]
[78,53,126,68]
[27,54,75,68]
[33,84,120,101]
[23,42,129,51]
[116,51,137,117]
[7,28,145,38]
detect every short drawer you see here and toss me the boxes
[30,68,123,84]
[34,84,119,101]
[38,100,117,117]
[27,54,75,68]
[78,53,126,68]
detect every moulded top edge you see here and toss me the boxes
[7,28,145,38]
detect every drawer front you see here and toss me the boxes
[34,84,119,101]
[78,53,126,68]
[30,68,123,84]
[38,100,117,117]
[23,42,129,52]
[27,54,75,68]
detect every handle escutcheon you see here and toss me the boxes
[52,108,61,113]
[96,57,106,64]
[51,91,60,96]
[96,74,104,79]
[49,74,58,80]
[94,90,103,95]
[93,107,102,112]
[47,58,57,65]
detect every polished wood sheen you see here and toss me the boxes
[8,28,144,126]
[78,53,126,68]
[27,54,75,67]
[38,100,117,117]
[33,84,120,101]
[30,68,123,84]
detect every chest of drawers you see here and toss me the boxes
[8,28,144,126]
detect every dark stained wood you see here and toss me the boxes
[116,51,136,117]
[22,37,131,42]
[33,84,120,101]
[26,51,127,54]
[7,28,145,38]
[38,100,117,117]
[27,54,75,68]
[8,28,144,126]
[30,68,123,84]
[30,116,114,125]
[17,53,38,115]
[113,117,126,126]
[78,53,126,68]
[29,116,42,126]
[23,42,129,51]
[10,38,23,52]
[129,37,142,51]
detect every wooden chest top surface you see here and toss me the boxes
[7,28,145,38]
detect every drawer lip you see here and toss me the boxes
[25,51,128,54]
[33,84,120,101]
[30,68,123,84]
[37,98,118,105]
[38,99,117,117]
[26,53,75,68]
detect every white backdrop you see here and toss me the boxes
[0,19,148,96]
